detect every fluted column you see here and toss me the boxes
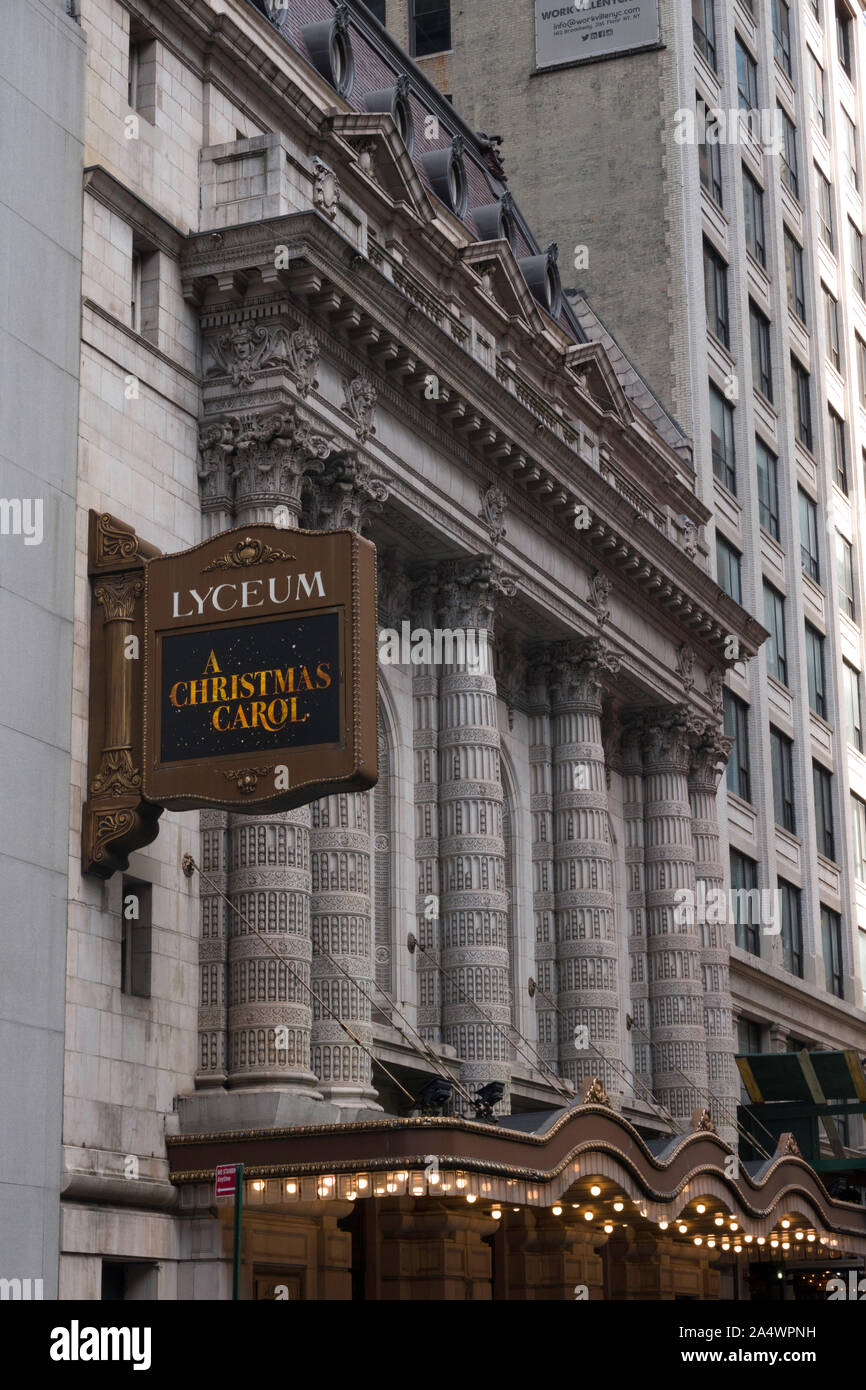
[200,405,334,1094]
[640,709,708,1123]
[689,729,737,1146]
[621,726,651,1101]
[437,557,514,1113]
[549,640,621,1098]
[414,653,442,1044]
[308,452,387,1107]
[527,657,556,1069]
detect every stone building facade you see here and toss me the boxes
[381,0,866,1154]
[9,0,864,1300]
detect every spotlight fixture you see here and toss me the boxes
[418,1077,453,1116]
[472,1081,505,1124]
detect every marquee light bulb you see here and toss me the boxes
[590,1184,602,1197]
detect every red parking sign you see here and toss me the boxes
[215,1163,239,1201]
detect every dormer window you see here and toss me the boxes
[420,135,467,218]
[364,74,415,153]
[473,193,517,250]
[301,6,355,99]
[518,243,562,317]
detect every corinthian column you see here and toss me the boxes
[436,557,514,1114]
[689,729,737,1146]
[308,453,387,1107]
[639,709,708,1123]
[549,639,621,1098]
[199,405,334,1095]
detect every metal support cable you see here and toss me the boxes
[183,856,416,1104]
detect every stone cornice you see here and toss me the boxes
[83,166,188,256]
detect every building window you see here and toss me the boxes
[816,168,834,249]
[843,660,864,749]
[784,229,807,322]
[837,534,856,620]
[821,906,843,996]
[850,220,865,298]
[791,356,813,449]
[731,851,760,954]
[724,689,751,802]
[699,97,723,204]
[779,880,803,976]
[843,111,859,190]
[693,0,717,70]
[779,106,800,198]
[813,763,836,859]
[411,0,451,56]
[857,337,866,407]
[805,624,827,719]
[131,251,142,334]
[717,534,742,603]
[808,52,827,134]
[737,1017,763,1055]
[704,241,729,347]
[121,877,152,998]
[756,438,780,540]
[837,1,854,82]
[851,793,866,880]
[749,301,772,400]
[764,582,788,685]
[710,384,736,493]
[772,0,793,78]
[823,286,841,370]
[770,727,796,832]
[737,38,759,112]
[799,488,820,581]
[743,168,766,266]
[829,407,849,493]
[128,26,156,124]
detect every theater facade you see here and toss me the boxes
[56,0,866,1300]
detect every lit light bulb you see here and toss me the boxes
[286,1181,297,1195]
[603,1223,614,1234]
[552,1205,563,1216]
[707,1238,716,1249]
[613,1201,624,1212]
[659,1220,669,1231]
[770,1238,779,1249]
[729,1222,738,1232]
[694,1236,703,1246]
[795,1231,804,1241]
[714,1215,724,1227]
[584,1210,594,1221]
[734,1244,742,1254]
[781,1219,790,1229]
[678,1224,688,1235]
[696,1204,706,1215]
[757,1237,766,1246]
[466,1194,477,1204]
[590,1185,601,1197]
[491,1209,502,1220]
[807,1233,816,1243]
[358,1178,368,1190]
[744,1234,753,1244]
[252,1181,265,1192]
[456,1178,466,1189]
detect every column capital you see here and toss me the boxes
[638,705,703,773]
[198,406,334,523]
[689,726,734,790]
[548,637,621,709]
[308,449,389,533]
[436,554,517,632]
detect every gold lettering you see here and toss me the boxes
[231,704,249,729]
[212,705,230,731]
[203,650,222,675]
[212,677,228,703]
[273,667,295,695]
[169,681,188,708]
[315,662,332,689]
[239,674,255,698]
[268,699,289,729]
[298,667,314,691]
[289,696,308,724]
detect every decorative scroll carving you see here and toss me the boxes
[93,513,142,566]
[197,407,335,522]
[313,452,388,534]
[203,536,295,572]
[548,636,621,708]
[90,748,141,797]
[679,515,699,559]
[689,728,734,790]
[437,555,517,632]
[706,667,724,714]
[587,570,612,627]
[581,1077,612,1108]
[342,375,377,442]
[221,766,273,795]
[479,484,507,547]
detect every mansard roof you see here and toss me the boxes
[246,0,691,462]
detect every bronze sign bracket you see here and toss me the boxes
[82,510,164,878]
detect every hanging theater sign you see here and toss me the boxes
[82,513,378,876]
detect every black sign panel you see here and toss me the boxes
[159,611,341,763]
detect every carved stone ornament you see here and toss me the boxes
[93,513,141,565]
[198,406,334,519]
[676,643,695,692]
[312,156,341,220]
[587,570,612,627]
[222,767,273,795]
[679,515,699,559]
[203,536,295,572]
[691,1107,717,1134]
[316,452,389,533]
[479,483,507,547]
[706,667,725,713]
[437,555,518,632]
[205,323,321,396]
[580,1076,612,1108]
[377,548,413,628]
[778,1131,801,1157]
[342,375,377,442]
[549,636,621,708]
